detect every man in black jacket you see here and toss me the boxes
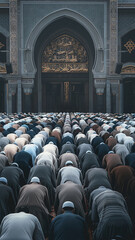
[13,151,33,181]
[0,177,16,223]
[0,163,25,203]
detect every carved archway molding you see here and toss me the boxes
[7,77,17,96]
[119,26,135,41]
[23,8,104,79]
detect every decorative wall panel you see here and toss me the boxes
[42,34,88,73]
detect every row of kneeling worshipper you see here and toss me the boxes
[0,112,135,239]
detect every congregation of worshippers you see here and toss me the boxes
[0,112,135,239]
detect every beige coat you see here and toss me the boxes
[7,133,18,143]
[4,144,19,163]
[19,134,31,142]
[15,137,29,151]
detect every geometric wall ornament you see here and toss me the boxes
[124,40,135,54]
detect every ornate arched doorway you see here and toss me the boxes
[42,34,89,112]
[33,17,95,112]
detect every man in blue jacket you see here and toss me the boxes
[49,201,89,240]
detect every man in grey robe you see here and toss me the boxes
[0,212,45,240]
[89,187,134,240]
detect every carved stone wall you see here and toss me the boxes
[109,0,118,74]
[111,79,119,95]
[8,83,17,96]
[94,79,106,95]
[9,0,18,74]
[22,79,34,95]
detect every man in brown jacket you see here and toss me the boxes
[102,151,123,177]
[109,165,134,198]
[58,152,79,169]
[54,181,87,218]
[15,176,52,238]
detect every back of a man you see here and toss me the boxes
[49,201,89,240]
[27,164,56,205]
[90,188,134,240]
[57,166,83,186]
[0,212,44,240]
[55,181,86,218]
[16,177,51,238]
[0,164,25,203]
[0,178,15,223]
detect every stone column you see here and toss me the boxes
[108,0,119,113]
[94,79,106,96]
[5,80,8,113]
[17,79,22,113]
[94,79,106,112]
[111,79,120,113]
[37,65,42,113]
[106,79,111,113]
[8,83,17,113]
[89,71,93,112]
[109,0,118,75]
[119,77,123,114]
[9,0,18,74]
[9,0,19,113]
[22,79,34,112]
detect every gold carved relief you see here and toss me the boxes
[124,40,135,54]
[0,42,4,49]
[64,82,69,103]
[42,35,88,73]
[121,65,135,74]
[0,64,6,73]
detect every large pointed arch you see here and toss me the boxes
[23,8,104,77]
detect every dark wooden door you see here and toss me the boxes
[44,81,86,112]
[69,82,84,112]
[45,82,62,112]
[124,79,135,113]
[62,82,85,112]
